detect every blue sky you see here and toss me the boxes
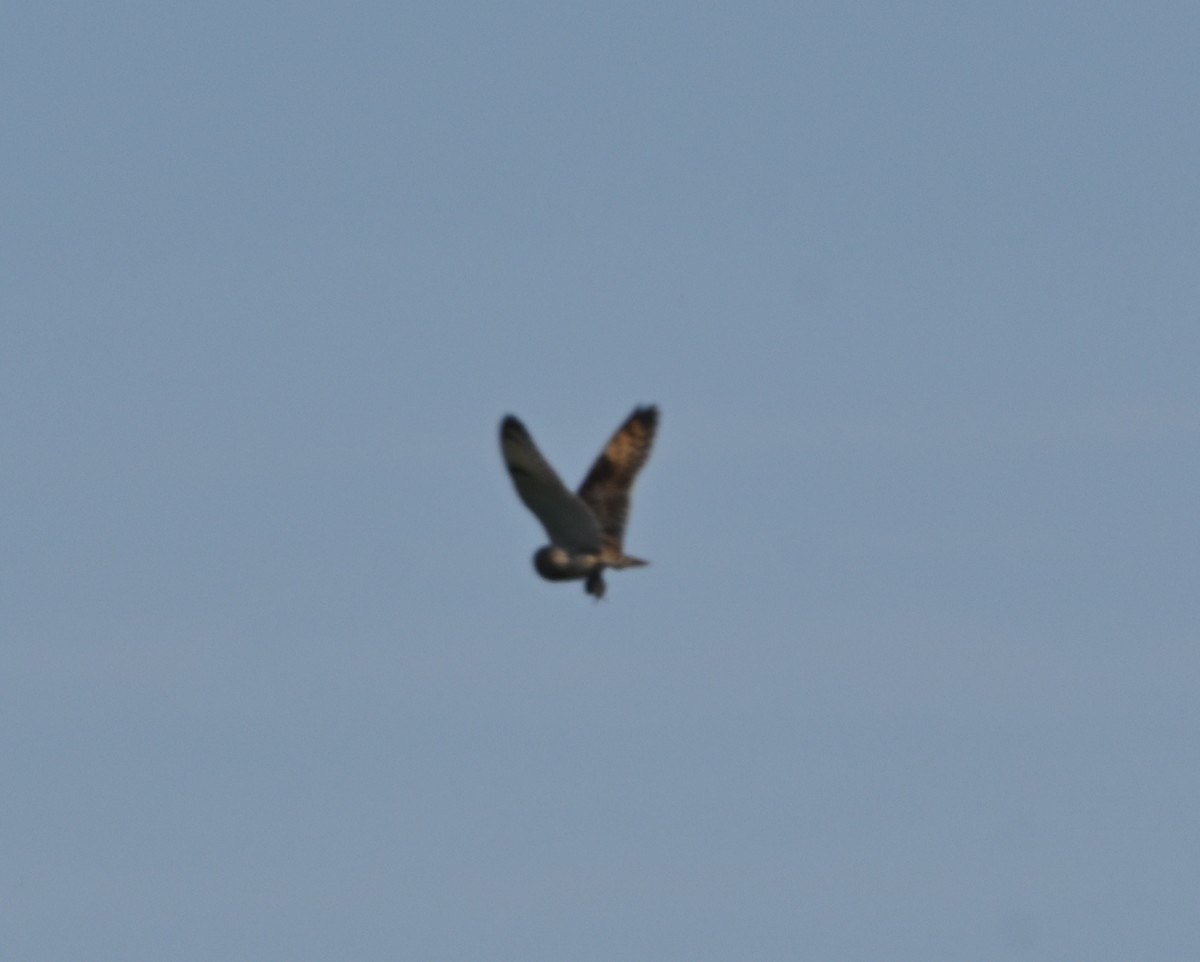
[3,2,1198,959]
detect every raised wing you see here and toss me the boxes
[577,405,658,554]
[500,416,602,553]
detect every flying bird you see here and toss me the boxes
[500,406,659,599]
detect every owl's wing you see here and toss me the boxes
[500,416,602,553]
[577,405,658,554]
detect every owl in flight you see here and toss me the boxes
[500,406,659,599]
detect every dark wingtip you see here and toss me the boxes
[627,405,659,432]
[500,414,526,439]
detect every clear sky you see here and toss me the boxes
[3,2,1198,959]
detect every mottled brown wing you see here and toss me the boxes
[500,415,602,553]
[577,405,659,554]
